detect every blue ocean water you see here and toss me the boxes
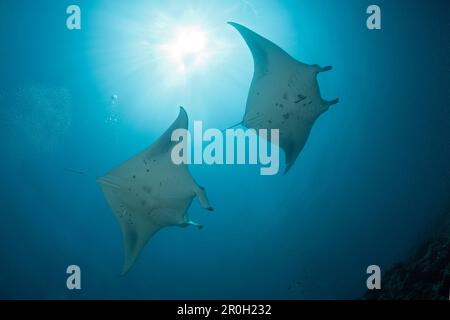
[0,0,449,299]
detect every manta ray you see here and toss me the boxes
[229,22,339,173]
[97,107,213,274]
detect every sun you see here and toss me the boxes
[160,25,210,74]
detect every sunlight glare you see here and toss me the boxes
[161,26,210,74]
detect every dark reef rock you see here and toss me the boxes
[364,212,450,300]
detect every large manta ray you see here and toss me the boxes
[229,22,339,173]
[98,107,213,274]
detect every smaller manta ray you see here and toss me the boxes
[97,107,213,274]
[229,22,339,173]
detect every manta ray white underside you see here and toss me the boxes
[229,22,338,173]
[98,107,213,274]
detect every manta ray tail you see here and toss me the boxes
[64,168,86,176]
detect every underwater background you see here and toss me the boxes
[0,0,449,299]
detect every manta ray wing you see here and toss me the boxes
[229,22,338,173]
[98,107,213,274]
